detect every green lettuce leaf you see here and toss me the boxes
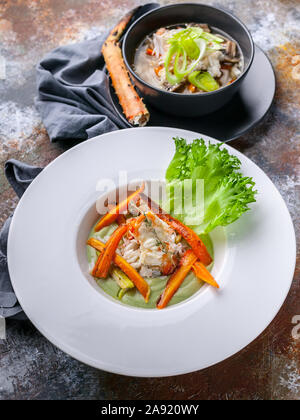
[164,137,257,233]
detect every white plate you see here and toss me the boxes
[8,127,296,377]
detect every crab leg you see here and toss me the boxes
[102,10,150,126]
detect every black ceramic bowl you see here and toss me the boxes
[122,3,254,117]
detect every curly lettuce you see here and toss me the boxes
[165,137,257,233]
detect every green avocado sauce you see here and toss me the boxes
[87,223,214,309]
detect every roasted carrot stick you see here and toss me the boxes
[157,250,197,309]
[87,238,150,302]
[95,224,128,278]
[95,183,145,232]
[158,215,212,266]
[89,237,114,277]
[116,214,126,225]
[87,237,106,253]
[107,204,126,226]
[102,9,150,126]
[114,254,150,303]
[91,250,104,277]
[139,193,212,266]
[192,261,219,289]
[107,205,127,225]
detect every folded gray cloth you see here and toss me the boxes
[35,3,159,142]
[1,160,43,319]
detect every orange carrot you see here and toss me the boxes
[89,237,116,277]
[192,261,219,289]
[154,65,164,76]
[157,250,197,309]
[87,237,150,302]
[91,251,104,277]
[95,183,145,232]
[87,237,105,253]
[127,214,145,236]
[95,224,128,278]
[146,48,154,56]
[157,214,212,266]
[188,83,196,93]
[116,214,126,225]
[107,204,126,225]
[161,254,177,276]
[114,255,150,302]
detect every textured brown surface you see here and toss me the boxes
[0,0,299,400]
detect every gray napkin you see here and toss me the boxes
[35,3,159,142]
[0,160,43,319]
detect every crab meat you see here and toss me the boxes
[118,203,185,277]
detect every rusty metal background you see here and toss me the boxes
[0,0,299,400]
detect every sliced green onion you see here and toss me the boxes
[188,71,219,92]
[174,46,187,78]
[191,27,204,37]
[181,37,199,59]
[165,27,224,86]
[181,38,207,73]
[170,27,203,44]
[206,42,222,51]
[118,287,130,300]
[111,267,134,289]
[165,39,207,85]
[200,32,224,43]
[165,44,183,85]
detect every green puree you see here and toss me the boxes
[87,223,214,309]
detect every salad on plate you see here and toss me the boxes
[87,137,257,309]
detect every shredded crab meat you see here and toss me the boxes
[152,28,182,62]
[118,200,186,277]
[120,237,141,269]
[207,51,223,78]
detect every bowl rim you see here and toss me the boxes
[122,2,255,98]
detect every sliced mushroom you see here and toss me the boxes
[223,55,240,64]
[169,81,188,93]
[231,64,242,79]
[225,40,237,58]
[164,78,188,93]
[197,23,211,33]
[219,69,230,86]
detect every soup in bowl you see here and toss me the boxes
[122,3,254,117]
[134,23,244,94]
